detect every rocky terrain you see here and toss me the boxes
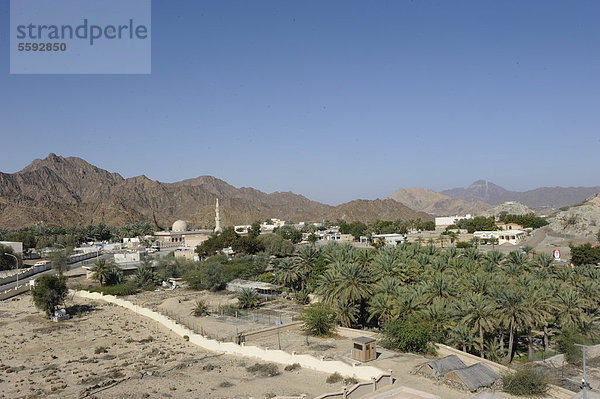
[548,193,600,237]
[441,180,600,209]
[0,154,432,229]
[389,187,490,216]
[479,201,534,217]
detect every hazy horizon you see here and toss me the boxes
[1,1,599,204]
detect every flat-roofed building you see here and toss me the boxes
[473,230,526,246]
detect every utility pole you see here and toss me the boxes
[575,344,589,399]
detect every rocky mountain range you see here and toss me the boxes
[441,180,600,209]
[388,180,600,216]
[389,187,491,216]
[0,154,432,229]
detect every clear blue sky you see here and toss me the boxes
[1,1,599,204]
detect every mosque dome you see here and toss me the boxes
[172,220,188,232]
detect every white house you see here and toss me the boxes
[473,230,526,246]
[0,241,23,254]
[371,234,406,246]
[435,214,472,229]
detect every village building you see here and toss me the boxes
[473,230,527,246]
[435,214,472,229]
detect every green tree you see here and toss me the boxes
[237,288,261,309]
[49,250,70,275]
[570,243,600,266]
[31,274,68,317]
[299,303,337,336]
[248,220,262,239]
[380,318,434,354]
[461,293,495,358]
[259,234,295,257]
[90,258,113,286]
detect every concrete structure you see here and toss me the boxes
[352,337,377,362]
[435,214,472,229]
[73,290,386,381]
[114,251,144,264]
[154,220,212,249]
[473,230,526,246]
[214,198,222,233]
[494,222,523,231]
[0,241,23,254]
[226,279,280,296]
[370,234,405,246]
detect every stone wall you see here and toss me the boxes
[73,290,384,380]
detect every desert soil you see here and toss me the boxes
[0,295,346,399]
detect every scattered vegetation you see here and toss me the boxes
[299,303,337,337]
[502,367,549,396]
[246,363,280,377]
[326,372,343,384]
[284,363,301,371]
[192,300,209,317]
[344,377,359,385]
[94,346,108,354]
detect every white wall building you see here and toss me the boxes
[0,241,23,254]
[114,251,144,264]
[473,230,526,246]
[371,234,406,246]
[435,214,472,229]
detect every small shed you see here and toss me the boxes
[352,336,376,362]
[419,355,467,377]
[444,362,500,392]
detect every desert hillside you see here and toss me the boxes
[0,154,432,229]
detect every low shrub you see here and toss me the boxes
[380,318,434,354]
[94,346,108,354]
[246,363,280,377]
[219,381,234,388]
[502,367,549,397]
[326,372,343,384]
[284,363,301,371]
[344,377,358,385]
[183,335,189,341]
[192,300,209,317]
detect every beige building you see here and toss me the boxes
[154,220,211,249]
[473,230,526,246]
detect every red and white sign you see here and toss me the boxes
[552,249,560,260]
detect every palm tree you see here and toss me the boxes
[237,288,261,309]
[333,261,372,303]
[555,288,591,329]
[496,288,529,362]
[336,299,359,327]
[461,293,495,358]
[274,258,300,292]
[486,250,504,266]
[506,250,529,268]
[488,236,499,250]
[423,272,455,303]
[315,268,338,304]
[448,324,475,352]
[534,253,553,268]
[367,293,395,323]
[90,258,112,286]
[294,245,320,291]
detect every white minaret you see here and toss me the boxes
[214,198,222,233]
